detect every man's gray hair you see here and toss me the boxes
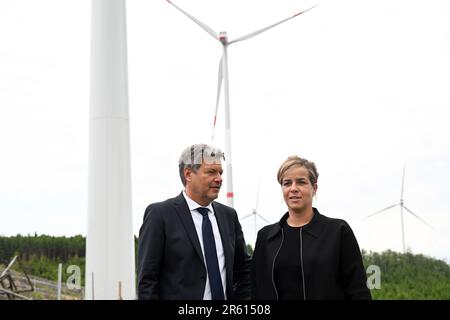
[178,144,225,186]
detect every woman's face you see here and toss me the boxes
[281,165,317,213]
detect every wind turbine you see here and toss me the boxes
[87,0,135,299]
[363,166,432,253]
[166,0,317,207]
[240,180,270,236]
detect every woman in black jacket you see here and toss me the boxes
[251,156,371,300]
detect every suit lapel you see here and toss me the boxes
[173,193,205,264]
[212,203,233,286]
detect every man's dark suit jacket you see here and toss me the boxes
[137,192,251,300]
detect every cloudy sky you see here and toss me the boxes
[1,0,449,263]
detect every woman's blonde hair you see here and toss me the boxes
[277,156,319,186]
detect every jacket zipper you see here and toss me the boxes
[271,228,284,300]
[300,227,306,300]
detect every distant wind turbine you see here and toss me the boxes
[167,0,317,207]
[363,166,432,253]
[240,180,270,236]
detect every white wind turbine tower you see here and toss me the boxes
[240,180,270,237]
[363,166,432,253]
[167,0,317,207]
[86,0,135,299]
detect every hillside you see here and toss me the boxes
[0,266,83,300]
[362,250,450,299]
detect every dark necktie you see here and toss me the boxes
[197,207,225,300]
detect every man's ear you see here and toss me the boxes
[313,183,318,196]
[184,167,192,184]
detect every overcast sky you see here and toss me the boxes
[1,0,450,263]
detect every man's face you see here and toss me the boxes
[185,162,223,206]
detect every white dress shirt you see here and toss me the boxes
[182,191,227,300]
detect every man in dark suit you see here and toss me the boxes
[137,144,251,300]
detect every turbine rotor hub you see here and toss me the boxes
[219,31,228,45]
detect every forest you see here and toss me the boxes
[1,234,449,299]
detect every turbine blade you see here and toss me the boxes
[228,4,318,45]
[240,213,253,220]
[212,56,223,142]
[401,165,406,201]
[255,178,260,212]
[257,214,270,223]
[166,0,219,41]
[363,203,399,220]
[403,205,433,228]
